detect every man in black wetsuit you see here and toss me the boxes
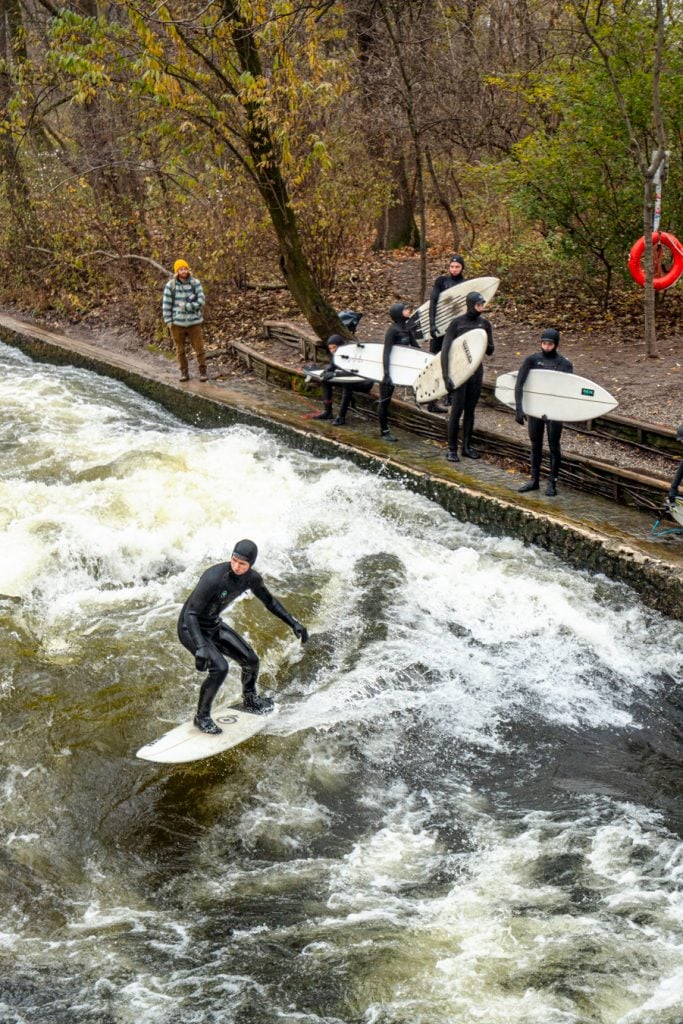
[310,334,373,425]
[429,255,466,354]
[515,328,573,497]
[441,291,494,462]
[380,301,421,442]
[426,255,466,414]
[177,539,308,734]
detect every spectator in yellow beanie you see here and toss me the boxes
[162,259,207,382]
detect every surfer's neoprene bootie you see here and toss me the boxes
[446,448,460,462]
[242,691,275,714]
[381,430,397,442]
[518,479,539,493]
[427,401,448,414]
[462,427,480,459]
[313,402,333,420]
[333,416,346,426]
[545,479,558,496]
[194,680,222,734]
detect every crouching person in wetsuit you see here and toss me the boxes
[515,328,573,497]
[177,539,308,733]
[311,334,373,425]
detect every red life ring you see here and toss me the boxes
[628,231,683,290]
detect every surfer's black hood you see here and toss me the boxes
[232,539,258,566]
[540,328,560,358]
[389,302,410,324]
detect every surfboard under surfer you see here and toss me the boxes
[177,540,308,734]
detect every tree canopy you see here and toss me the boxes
[0,0,681,346]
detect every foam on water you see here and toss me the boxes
[1,343,682,1024]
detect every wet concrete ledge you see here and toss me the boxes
[2,313,682,620]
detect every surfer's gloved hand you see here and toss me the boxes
[195,646,209,671]
[291,619,308,643]
[515,409,526,425]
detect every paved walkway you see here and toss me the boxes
[1,312,682,616]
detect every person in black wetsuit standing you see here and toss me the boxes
[441,291,494,462]
[380,301,420,442]
[429,255,466,354]
[515,328,573,497]
[177,539,308,734]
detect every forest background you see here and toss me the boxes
[1,0,683,367]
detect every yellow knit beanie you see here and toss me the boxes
[173,259,190,273]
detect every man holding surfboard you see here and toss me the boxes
[515,329,573,496]
[441,291,495,461]
[177,540,308,734]
[429,255,466,354]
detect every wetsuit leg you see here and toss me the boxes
[429,335,444,355]
[214,624,273,713]
[337,386,353,421]
[447,383,466,452]
[378,382,395,436]
[312,380,334,419]
[546,420,563,494]
[527,416,544,482]
[462,367,483,457]
[177,619,230,733]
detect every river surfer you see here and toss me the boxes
[177,539,308,734]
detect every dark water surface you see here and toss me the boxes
[1,343,682,1024]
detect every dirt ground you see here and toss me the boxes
[5,250,683,435]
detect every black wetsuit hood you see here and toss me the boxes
[232,538,258,566]
[389,302,410,324]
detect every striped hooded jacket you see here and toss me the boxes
[162,275,205,327]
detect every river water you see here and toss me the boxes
[1,341,682,1024]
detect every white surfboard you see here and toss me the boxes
[303,365,368,385]
[414,328,487,404]
[408,276,500,342]
[495,370,618,422]
[136,701,276,764]
[333,343,431,387]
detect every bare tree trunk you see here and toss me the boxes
[641,174,658,358]
[425,146,460,249]
[572,0,666,358]
[349,3,420,252]
[0,0,39,247]
[373,155,420,251]
[229,4,345,340]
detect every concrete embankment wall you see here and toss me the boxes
[2,316,682,620]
